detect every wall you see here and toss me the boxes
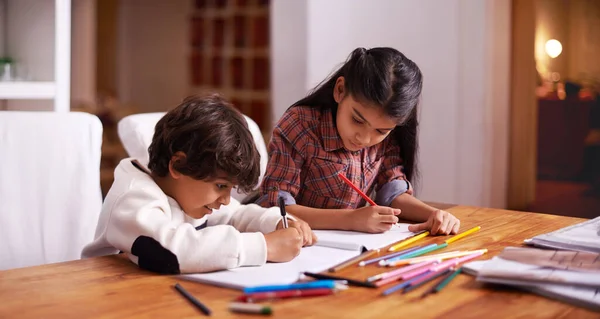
[567,0,600,82]
[117,0,189,112]
[272,0,511,208]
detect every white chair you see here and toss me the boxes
[117,112,268,202]
[0,111,103,270]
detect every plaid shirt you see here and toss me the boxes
[256,105,408,209]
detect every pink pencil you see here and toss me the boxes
[338,173,377,206]
[374,261,439,287]
[429,250,486,272]
[368,260,437,282]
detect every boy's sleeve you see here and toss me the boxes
[257,124,306,207]
[105,189,267,274]
[206,200,293,234]
[374,138,411,207]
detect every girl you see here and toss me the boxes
[256,47,460,235]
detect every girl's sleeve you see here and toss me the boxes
[256,123,306,207]
[374,139,411,206]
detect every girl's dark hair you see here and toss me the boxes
[148,94,260,193]
[293,47,423,184]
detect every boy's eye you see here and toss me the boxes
[352,117,364,124]
[216,184,229,189]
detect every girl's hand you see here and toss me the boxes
[277,219,318,246]
[348,206,402,233]
[408,209,460,235]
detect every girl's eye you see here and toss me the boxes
[352,117,364,124]
[216,184,228,189]
[376,130,387,135]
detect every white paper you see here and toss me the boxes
[179,245,360,290]
[312,223,416,251]
[178,224,417,290]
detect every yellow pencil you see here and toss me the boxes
[445,226,481,244]
[388,231,430,252]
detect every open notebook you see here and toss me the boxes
[463,260,600,312]
[525,216,600,253]
[179,223,416,290]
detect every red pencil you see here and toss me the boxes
[337,173,377,206]
[236,288,335,302]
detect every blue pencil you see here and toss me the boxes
[243,280,338,294]
[381,272,431,296]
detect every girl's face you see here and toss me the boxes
[333,77,397,152]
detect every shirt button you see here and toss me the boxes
[269,186,278,191]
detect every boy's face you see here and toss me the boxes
[333,77,396,152]
[167,156,234,219]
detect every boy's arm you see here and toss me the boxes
[105,189,267,274]
[206,201,295,234]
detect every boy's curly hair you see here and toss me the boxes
[148,94,260,193]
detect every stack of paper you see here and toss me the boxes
[525,216,600,253]
[463,259,600,311]
[179,224,417,290]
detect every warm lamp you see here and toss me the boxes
[545,39,562,59]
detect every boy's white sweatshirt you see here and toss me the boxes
[82,158,285,274]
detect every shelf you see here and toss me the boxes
[0,82,56,99]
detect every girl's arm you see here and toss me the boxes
[284,205,354,230]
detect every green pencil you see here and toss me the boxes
[433,268,462,293]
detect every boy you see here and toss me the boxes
[82,94,316,274]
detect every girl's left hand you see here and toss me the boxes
[407,209,460,235]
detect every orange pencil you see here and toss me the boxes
[338,173,377,206]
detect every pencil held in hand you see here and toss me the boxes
[337,173,377,206]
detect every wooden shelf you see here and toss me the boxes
[0,82,56,99]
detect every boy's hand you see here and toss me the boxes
[348,206,402,233]
[408,209,460,235]
[264,228,303,262]
[277,219,318,246]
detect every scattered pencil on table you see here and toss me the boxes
[421,268,457,298]
[433,267,462,293]
[303,272,377,288]
[243,280,343,294]
[388,231,430,252]
[329,249,379,272]
[173,283,212,316]
[445,226,481,244]
[236,288,336,303]
[359,245,423,267]
[229,302,272,315]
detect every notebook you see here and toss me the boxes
[476,256,600,288]
[525,216,600,253]
[463,260,600,311]
[179,223,417,290]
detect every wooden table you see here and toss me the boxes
[0,205,597,318]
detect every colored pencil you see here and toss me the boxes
[433,268,462,293]
[403,269,452,294]
[359,245,423,266]
[329,249,379,272]
[174,283,212,316]
[337,173,377,206]
[388,231,430,252]
[445,226,481,244]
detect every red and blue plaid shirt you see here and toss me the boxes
[256,105,409,209]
